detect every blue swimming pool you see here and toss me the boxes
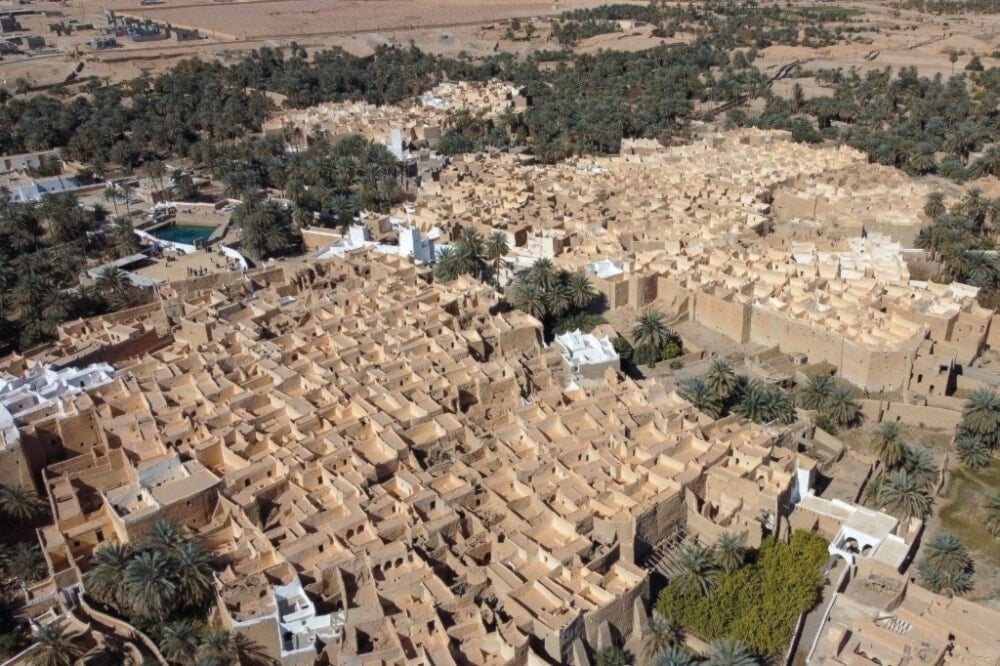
[152,224,215,245]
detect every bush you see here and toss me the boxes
[814,413,838,435]
[612,335,634,361]
[553,312,606,335]
[656,531,829,658]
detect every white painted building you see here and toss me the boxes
[554,329,619,383]
[398,225,436,265]
[230,575,344,660]
[0,362,115,450]
[795,494,918,571]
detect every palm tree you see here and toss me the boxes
[456,228,484,269]
[734,381,769,423]
[84,542,132,611]
[955,432,991,469]
[704,359,738,399]
[961,388,1000,441]
[103,185,121,218]
[872,422,905,469]
[594,646,629,666]
[566,272,596,310]
[902,446,938,491]
[924,191,946,220]
[111,217,138,258]
[713,532,746,572]
[674,543,719,596]
[798,374,834,411]
[30,621,85,666]
[679,378,722,418]
[5,541,47,585]
[983,491,1000,538]
[877,470,932,522]
[765,385,796,425]
[916,558,973,596]
[0,484,47,522]
[641,616,682,665]
[434,247,459,282]
[961,251,998,288]
[142,520,185,553]
[924,533,970,577]
[544,282,571,318]
[95,266,130,297]
[527,258,557,291]
[119,182,135,218]
[703,638,759,666]
[483,231,509,282]
[146,160,168,196]
[824,385,858,426]
[159,619,201,665]
[172,541,215,608]
[510,282,546,319]
[632,309,672,350]
[196,629,274,666]
[649,646,696,666]
[124,550,177,619]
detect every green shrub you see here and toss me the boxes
[656,531,829,658]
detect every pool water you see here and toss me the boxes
[152,224,215,245]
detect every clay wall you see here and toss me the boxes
[627,274,657,310]
[886,304,953,343]
[592,275,629,311]
[125,484,220,540]
[772,191,818,221]
[948,310,990,364]
[749,307,843,369]
[654,279,693,318]
[0,434,49,489]
[57,408,106,457]
[694,292,750,344]
[987,314,1000,350]
[177,317,212,346]
[859,399,961,430]
[632,491,686,564]
[497,324,541,356]
[581,568,648,651]
[840,340,914,393]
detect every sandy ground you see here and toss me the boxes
[134,246,239,281]
[758,1,1000,99]
[2,0,996,90]
[85,0,623,40]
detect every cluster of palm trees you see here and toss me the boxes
[506,259,598,336]
[630,310,683,366]
[278,136,405,226]
[0,541,47,589]
[433,228,509,284]
[153,622,273,666]
[954,387,1000,469]
[797,374,860,432]
[0,189,152,351]
[915,190,1000,290]
[25,616,271,666]
[211,134,403,240]
[232,194,302,262]
[0,484,49,589]
[679,359,796,425]
[916,532,974,596]
[597,618,760,666]
[866,422,938,524]
[84,521,214,627]
[672,533,748,598]
[29,620,87,666]
[79,520,272,665]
